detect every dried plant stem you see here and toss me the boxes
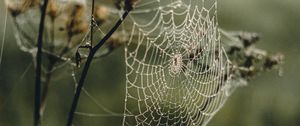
[49,19,55,52]
[90,0,95,46]
[66,9,131,126]
[40,18,56,118]
[34,0,49,126]
[40,62,54,117]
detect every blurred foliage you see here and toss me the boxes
[0,0,300,126]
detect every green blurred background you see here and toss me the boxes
[0,0,300,126]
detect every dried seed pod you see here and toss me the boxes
[69,3,85,18]
[107,31,129,48]
[5,0,25,17]
[240,66,256,79]
[65,19,88,38]
[243,56,254,68]
[103,31,129,56]
[228,46,242,55]
[65,3,88,38]
[69,20,88,36]
[6,0,40,17]
[237,32,260,48]
[264,53,284,70]
[47,0,59,20]
[98,31,129,57]
[94,5,109,25]
[22,0,40,8]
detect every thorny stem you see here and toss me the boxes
[35,0,49,126]
[66,9,131,126]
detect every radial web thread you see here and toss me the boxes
[123,0,232,125]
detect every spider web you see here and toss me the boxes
[123,0,232,125]
[6,0,236,125]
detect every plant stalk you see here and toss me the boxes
[90,0,95,46]
[40,61,55,118]
[34,0,49,126]
[66,9,131,126]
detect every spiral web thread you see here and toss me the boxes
[9,0,234,125]
[123,0,232,125]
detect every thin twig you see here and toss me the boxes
[34,0,49,126]
[66,8,132,126]
[40,16,56,117]
[49,19,55,52]
[90,0,95,46]
[0,5,8,67]
[40,62,54,117]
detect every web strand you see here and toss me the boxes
[123,0,232,125]
[8,0,235,125]
[0,4,8,68]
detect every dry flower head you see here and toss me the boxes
[5,0,40,17]
[94,5,109,25]
[65,3,88,38]
[107,31,129,48]
[47,0,59,20]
